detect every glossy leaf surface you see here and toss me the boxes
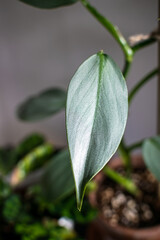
[42,149,75,201]
[143,136,160,181]
[19,0,78,9]
[66,52,128,209]
[17,88,66,121]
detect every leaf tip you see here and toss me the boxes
[76,181,88,211]
[77,202,82,212]
[76,191,83,211]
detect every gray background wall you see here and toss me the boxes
[0,0,157,148]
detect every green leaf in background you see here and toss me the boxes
[18,0,78,9]
[17,88,66,121]
[143,136,160,181]
[66,52,128,210]
[41,149,75,202]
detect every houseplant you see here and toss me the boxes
[13,0,159,238]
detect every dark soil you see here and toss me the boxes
[97,167,160,229]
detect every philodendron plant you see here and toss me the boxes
[16,0,158,210]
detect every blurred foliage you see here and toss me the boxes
[16,220,77,240]
[0,147,16,174]
[41,149,75,202]
[0,133,45,175]
[0,184,95,239]
[0,133,96,239]
[3,195,22,222]
[30,185,97,224]
[0,179,11,198]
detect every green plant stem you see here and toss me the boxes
[116,52,133,177]
[132,37,156,53]
[118,140,132,176]
[11,143,54,185]
[123,60,132,79]
[129,68,158,104]
[81,0,134,175]
[103,166,140,196]
[117,58,133,176]
[121,68,158,172]
[127,140,144,152]
[81,0,133,62]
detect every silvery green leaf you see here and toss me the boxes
[66,52,128,209]
[143,136,160,182]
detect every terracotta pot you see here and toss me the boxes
[87,155,160,240]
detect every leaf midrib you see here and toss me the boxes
[83,53,105,180]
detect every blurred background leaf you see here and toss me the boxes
[17,88,66,121]
[19,0,78,9]
[41,149,75,202]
